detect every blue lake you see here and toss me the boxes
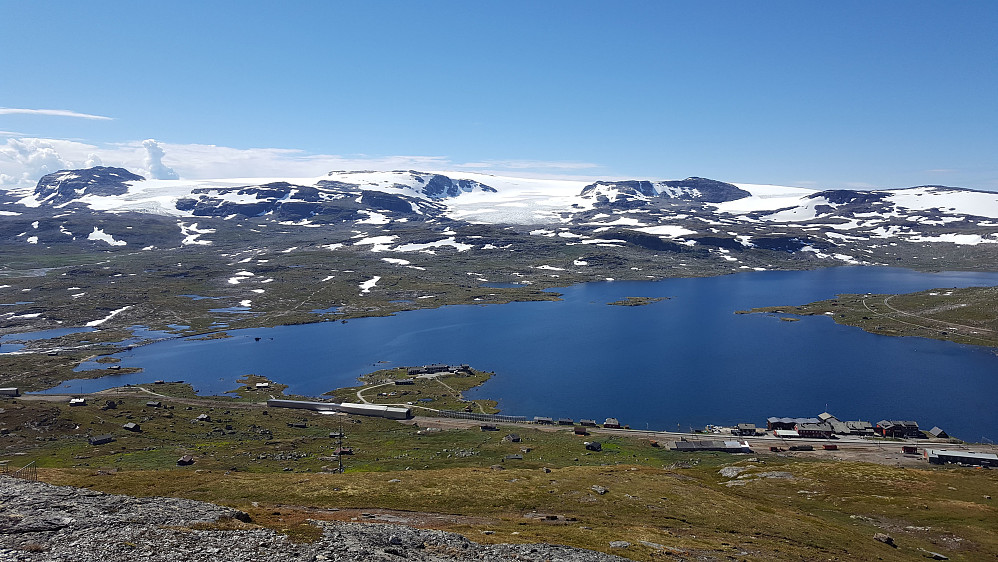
[44,267,998,441]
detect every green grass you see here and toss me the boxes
[744,285,998,347]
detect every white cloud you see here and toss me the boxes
[0,136,605,188]
[456,159,600,170]
[0,108,113,120]
[142,139,179,180]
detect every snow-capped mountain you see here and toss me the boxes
[6,166,998,259]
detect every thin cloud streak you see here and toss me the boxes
[0,108,114,120]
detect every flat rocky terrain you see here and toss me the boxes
[0,477,629,562]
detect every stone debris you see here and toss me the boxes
[873,532,897,547]
[0,477,629,561]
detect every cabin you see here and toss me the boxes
[89,434,114,446]
[177,455,194,466]
[533,416,554,425]
[122,422,141,432]
[671,439,753,453]
[925,449,998,467]
[603,418,621,429]
[480,424,498,432]
[394,378,415,385]
[928,426,949,439]
[876,420,922,439]
[579,419,597,427]
[266,399,412,420]
[287,422,308,429]
[557,418,574,426]
[504,454,523,460]
[767,417,820,431]
[574,426,588,436]
[0,388,20,397]
[845,420,875,435]
[328,431,344,439]
[69,398,86,407]
[504,433,521,443]
[334,447,353,455]
[406,364,468,376]
[255,382,270,389]
[734,423,757,436]
[585,441,602,452]
[796,422,834,439]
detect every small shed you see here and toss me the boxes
[574,426,588,436]
[334,447,353,455]
[603,418,621,429]
[177,455,194,466]
[146,401,161,408]
[480,424,499,432]
[69,398,86,407]
[585,441,602,452]
[902,445,919,455]
[287,422,307,429]
[255,382,271,389]
[89,434,114,445]
[928,426,949,439]
[122,422,141,432]
[504,454,523,460]
[504,433,521,443]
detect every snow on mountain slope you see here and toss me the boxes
[885,186,998,218]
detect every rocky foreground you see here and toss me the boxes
[0,477,628,561]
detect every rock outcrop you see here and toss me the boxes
[0,477,627,561]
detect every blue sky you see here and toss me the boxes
[2,1,996,190]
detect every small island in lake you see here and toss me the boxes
[607,296,667,306]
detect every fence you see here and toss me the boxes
[439,410,528,424]
[1,461,37,482]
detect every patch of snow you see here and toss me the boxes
[535,265,565,271]
[635,225,697,237]
[393,237,473,252]
[88,227,126,246]
[26,236,38,244]
[359,276,381,294]
[382,258,411,266]
[86,305,132,327]
[909,233,998,245]
[357,211,390,225]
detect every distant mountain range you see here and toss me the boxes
[7,166,998,255]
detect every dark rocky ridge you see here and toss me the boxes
[33,167,144,206]
[0,478,628,562]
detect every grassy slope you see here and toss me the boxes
[3,393,997,560]
[744,285,998,347]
